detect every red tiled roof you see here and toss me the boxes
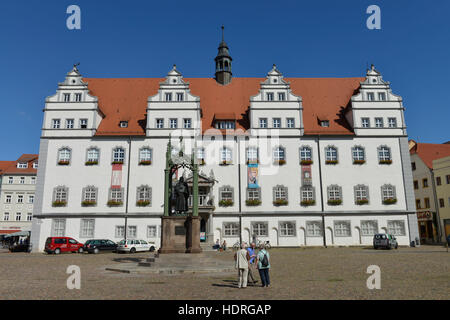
[84,77,364,136]
[0,161,15,176]
[0,229,21,235]
[1,154,38,175]
[410,143,450,169]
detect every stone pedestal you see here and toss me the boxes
[159,216,202,254]
[186,216,202,253]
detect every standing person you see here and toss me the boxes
[234,242,250,288]
[222,240,227,251]
[256,244,271,287]
[247,242,258,285]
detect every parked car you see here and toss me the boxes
[116,239,153,253]
[83,239,118,254]
[44,237,84,254]
[373,233,398,250]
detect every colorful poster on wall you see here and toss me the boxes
[111,164,123,189]
[301,164,312,186]
[248,164,259,188]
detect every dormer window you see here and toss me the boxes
[267,92,274,101]
[119,121,128,128]
[165,93,172,101]
[63,93,71,102]
[17,162,28,169]
[33,161,38,169]
[216,121,235,129]
[367,92,375,101]
[176,93,184,101]
[320,120,330,127]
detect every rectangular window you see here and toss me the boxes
[306,221,322,237]
[273,118,281,128]
[280,222,295,236]
[5,195,12,203]
[287,118,295,128]
[439,198,445,208]
[220,187,233,202]
[147,225,157,238]
[156,118,164,129]
[165,92,172,101]
[27,213,33,221]
[320,120,329,127]
[424,197,430,208]
[83,187,97,202]
[115,226,125,238]
[274,186,287,201]
[436,177,442,186]
[28,195,34,204]
[388,118,397,128]
[75,93,82,102]
[334,221,351,237]
[301,187,314,202]
[15,213,21,221]
[252,222,268,237]
[367,92,375,101]
[378,92,386,101]
[20,177,25,184]
[423,179,428,188]
[278,92,286,101]
[176,93,184,101]
[220,148,232,163]
[361,220,378,236]
[80,219,95,238]
[375,117,384,128]
[8,177,13,184]
[33,162,38,169]
[223,222,239,237]
[80,119,88,129]
[446,175,450,184]
[413,180,419,189]
[183,118,192,129]
[3,212,9,221]
[259,118,267,128]
[361,118,370,128]
[411,162,416,171]
[416,199,421,209]
[127,226,137,238]
[110,188,123,203]
[63,93,70,102]
[52,119,61,129]
[119,121,128,128]
[387,220,406,236]
[247,188,260,201]
[52,219,66,237]
[17,162,27,169]
[266,92,274,101]
[17,195,24,203]
[170,118,178,129]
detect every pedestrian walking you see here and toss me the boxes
[247,242,258,285]
[234,242,251,288]
[256,244,271,287]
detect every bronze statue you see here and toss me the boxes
[173,177,189,215]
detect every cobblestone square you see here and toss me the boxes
[0,246,448,300]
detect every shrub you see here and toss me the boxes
[300,199,316,206]
[85,160,98,166]
[356,199,369,205]
[107,200,123,207]
[383,198,397,205]
[379,159,392,165]
[219,199,234,207]
[246,199,261,206]
[52,200,67,207]
[136,200,150,207]
[81,200,96,207]
[273,199,288,206]
[327,199,342,206]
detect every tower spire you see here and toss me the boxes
[214,25,232,85]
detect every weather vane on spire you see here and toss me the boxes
[221,25,224,41]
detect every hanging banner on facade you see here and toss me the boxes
[248,164,259,188]
[111,164,123,189]
[301,164,312,186]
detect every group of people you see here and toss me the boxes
[234,242,271,288]
[213,239,227,251]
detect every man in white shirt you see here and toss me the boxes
[234,242,251,288]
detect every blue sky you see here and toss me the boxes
[0,0,449,160]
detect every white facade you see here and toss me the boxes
[31,64,418,251]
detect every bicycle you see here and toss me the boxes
[256,240,271,249]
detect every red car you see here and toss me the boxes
[44,237,84,254]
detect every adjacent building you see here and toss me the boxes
[409,141,450,243]
[31,36,418,251]
[0,155,38,236]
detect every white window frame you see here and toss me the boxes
[223,222,239,237]
[387,220,406,236]
[259,118,268,128]
[361,220,378,236]
[252,222,268,237]
[273,118,281,128]
[334,220,351,237]
[147,225,158,238]
[156,118,164,129]
[361,117,370,128]
[80,219,95,238]
[279,221,296,237]
[388,118,397,128]
[112,147,125,163]
[66,119,74,129]
[375,117,384,128]
[287,118,295,128]
[52,119,61,129]
[306,221,322,237]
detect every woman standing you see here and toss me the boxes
[256,244,270,287]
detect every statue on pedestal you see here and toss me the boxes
[173,176,189,215]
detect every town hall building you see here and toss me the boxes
[31,34,419,251]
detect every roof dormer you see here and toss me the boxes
[362,64,389,86]
[59,63,87,87]
[266,64,285,85]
